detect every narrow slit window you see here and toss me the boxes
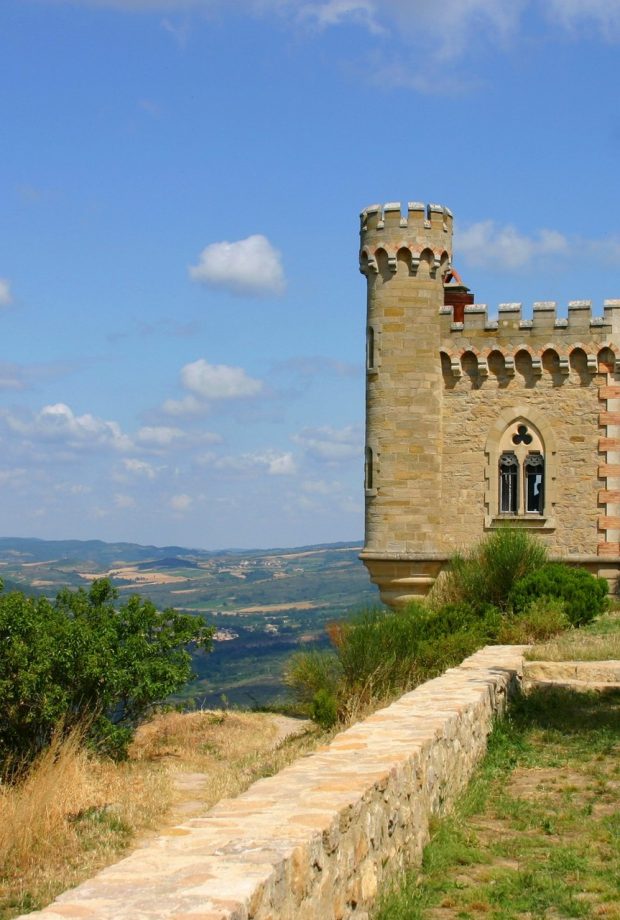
[524,453,544,514]
[366,326,375,370]
[499,452,518,513]
[365,446,374,490]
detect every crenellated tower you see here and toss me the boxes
[359,202,452,607]
[359,200,620,607]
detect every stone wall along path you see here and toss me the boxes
[18,645,526,920]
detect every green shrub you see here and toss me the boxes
[436,528,547,612]
[284,650,341,704]
[510,563,608,627]
[287,598,521,726]
[0,579,213,764]
[312,689,338,729]
[497,596,569,644]
[334,604,428,699]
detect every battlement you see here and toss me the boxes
[440,299,620,343]
[360,201,453,276]
[360,201,453,233]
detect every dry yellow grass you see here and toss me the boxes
[130,709,318,818]
[526,630,620,662]
[0,711,319,920]
[0,727,170,919]
[526,611,620,662]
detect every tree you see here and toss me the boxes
[0,578,213,764]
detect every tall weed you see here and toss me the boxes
[434,528,547,611]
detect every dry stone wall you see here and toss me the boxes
[19,645,525,920]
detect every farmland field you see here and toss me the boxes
[0,536,380,707]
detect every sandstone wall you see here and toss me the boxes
[19,646,524,920]
[440,361,602,554]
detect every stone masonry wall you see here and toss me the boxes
[439,301,620,574]
[440,363,602,554]
[19,646,525,920]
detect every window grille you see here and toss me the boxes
[499,452,518,513]
[524,453,544,514]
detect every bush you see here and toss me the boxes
[436,528,547,612]
[311,689,339,729]
[284,650,341,704]
[287,531,605,730]
[509,563,609,627]
[288,601,505,723]
[0,579,214,764]
[497,596,569,644]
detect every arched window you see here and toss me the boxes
[524,453,544,514]
[485,409,555,529]
[499,452,518,513]
[497,421,545,516]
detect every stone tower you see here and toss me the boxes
[359,200,620,608]
[359,202,452,607]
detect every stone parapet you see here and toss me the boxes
[17,646,526,920]
[360,202,452,280]
[440,300,620,347]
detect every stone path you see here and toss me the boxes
[168,717,312,822]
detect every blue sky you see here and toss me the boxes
[1,0,619,549]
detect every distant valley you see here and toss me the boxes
[0,536,380,707]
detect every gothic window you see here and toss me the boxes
[524,453,544,514]
[487,413,553,528]
[499,452,518,513]
[496,421,545,517]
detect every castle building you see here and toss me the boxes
[359,201,620,608]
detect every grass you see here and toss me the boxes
[376,687,620,920]
[0,710,321,920]
[526,609,620,662]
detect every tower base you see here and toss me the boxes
[361,551,620,609]
[360,553,449,609]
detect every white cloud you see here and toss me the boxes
[546,0,620,39]
[161,394,205,416]
[137,425,185,446]
[170,493,192,511]
[456,220,620,271]
[302,478,342,494]
[265,451,297,475]
[123,458,158,479]
[34,0,620,47]
[136,425,222,447]
[189,234,285,297]
[163,360,263,416]
[456,221,569,270]
[293,424,362,463]
[183,359,263,399]
[301,0,382,32]
[0,467,28,487]
[114,493,137,509]
[213,449,297,476]
[55,482,92,495]
[0,278,13,307]
[3,403,133,452]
